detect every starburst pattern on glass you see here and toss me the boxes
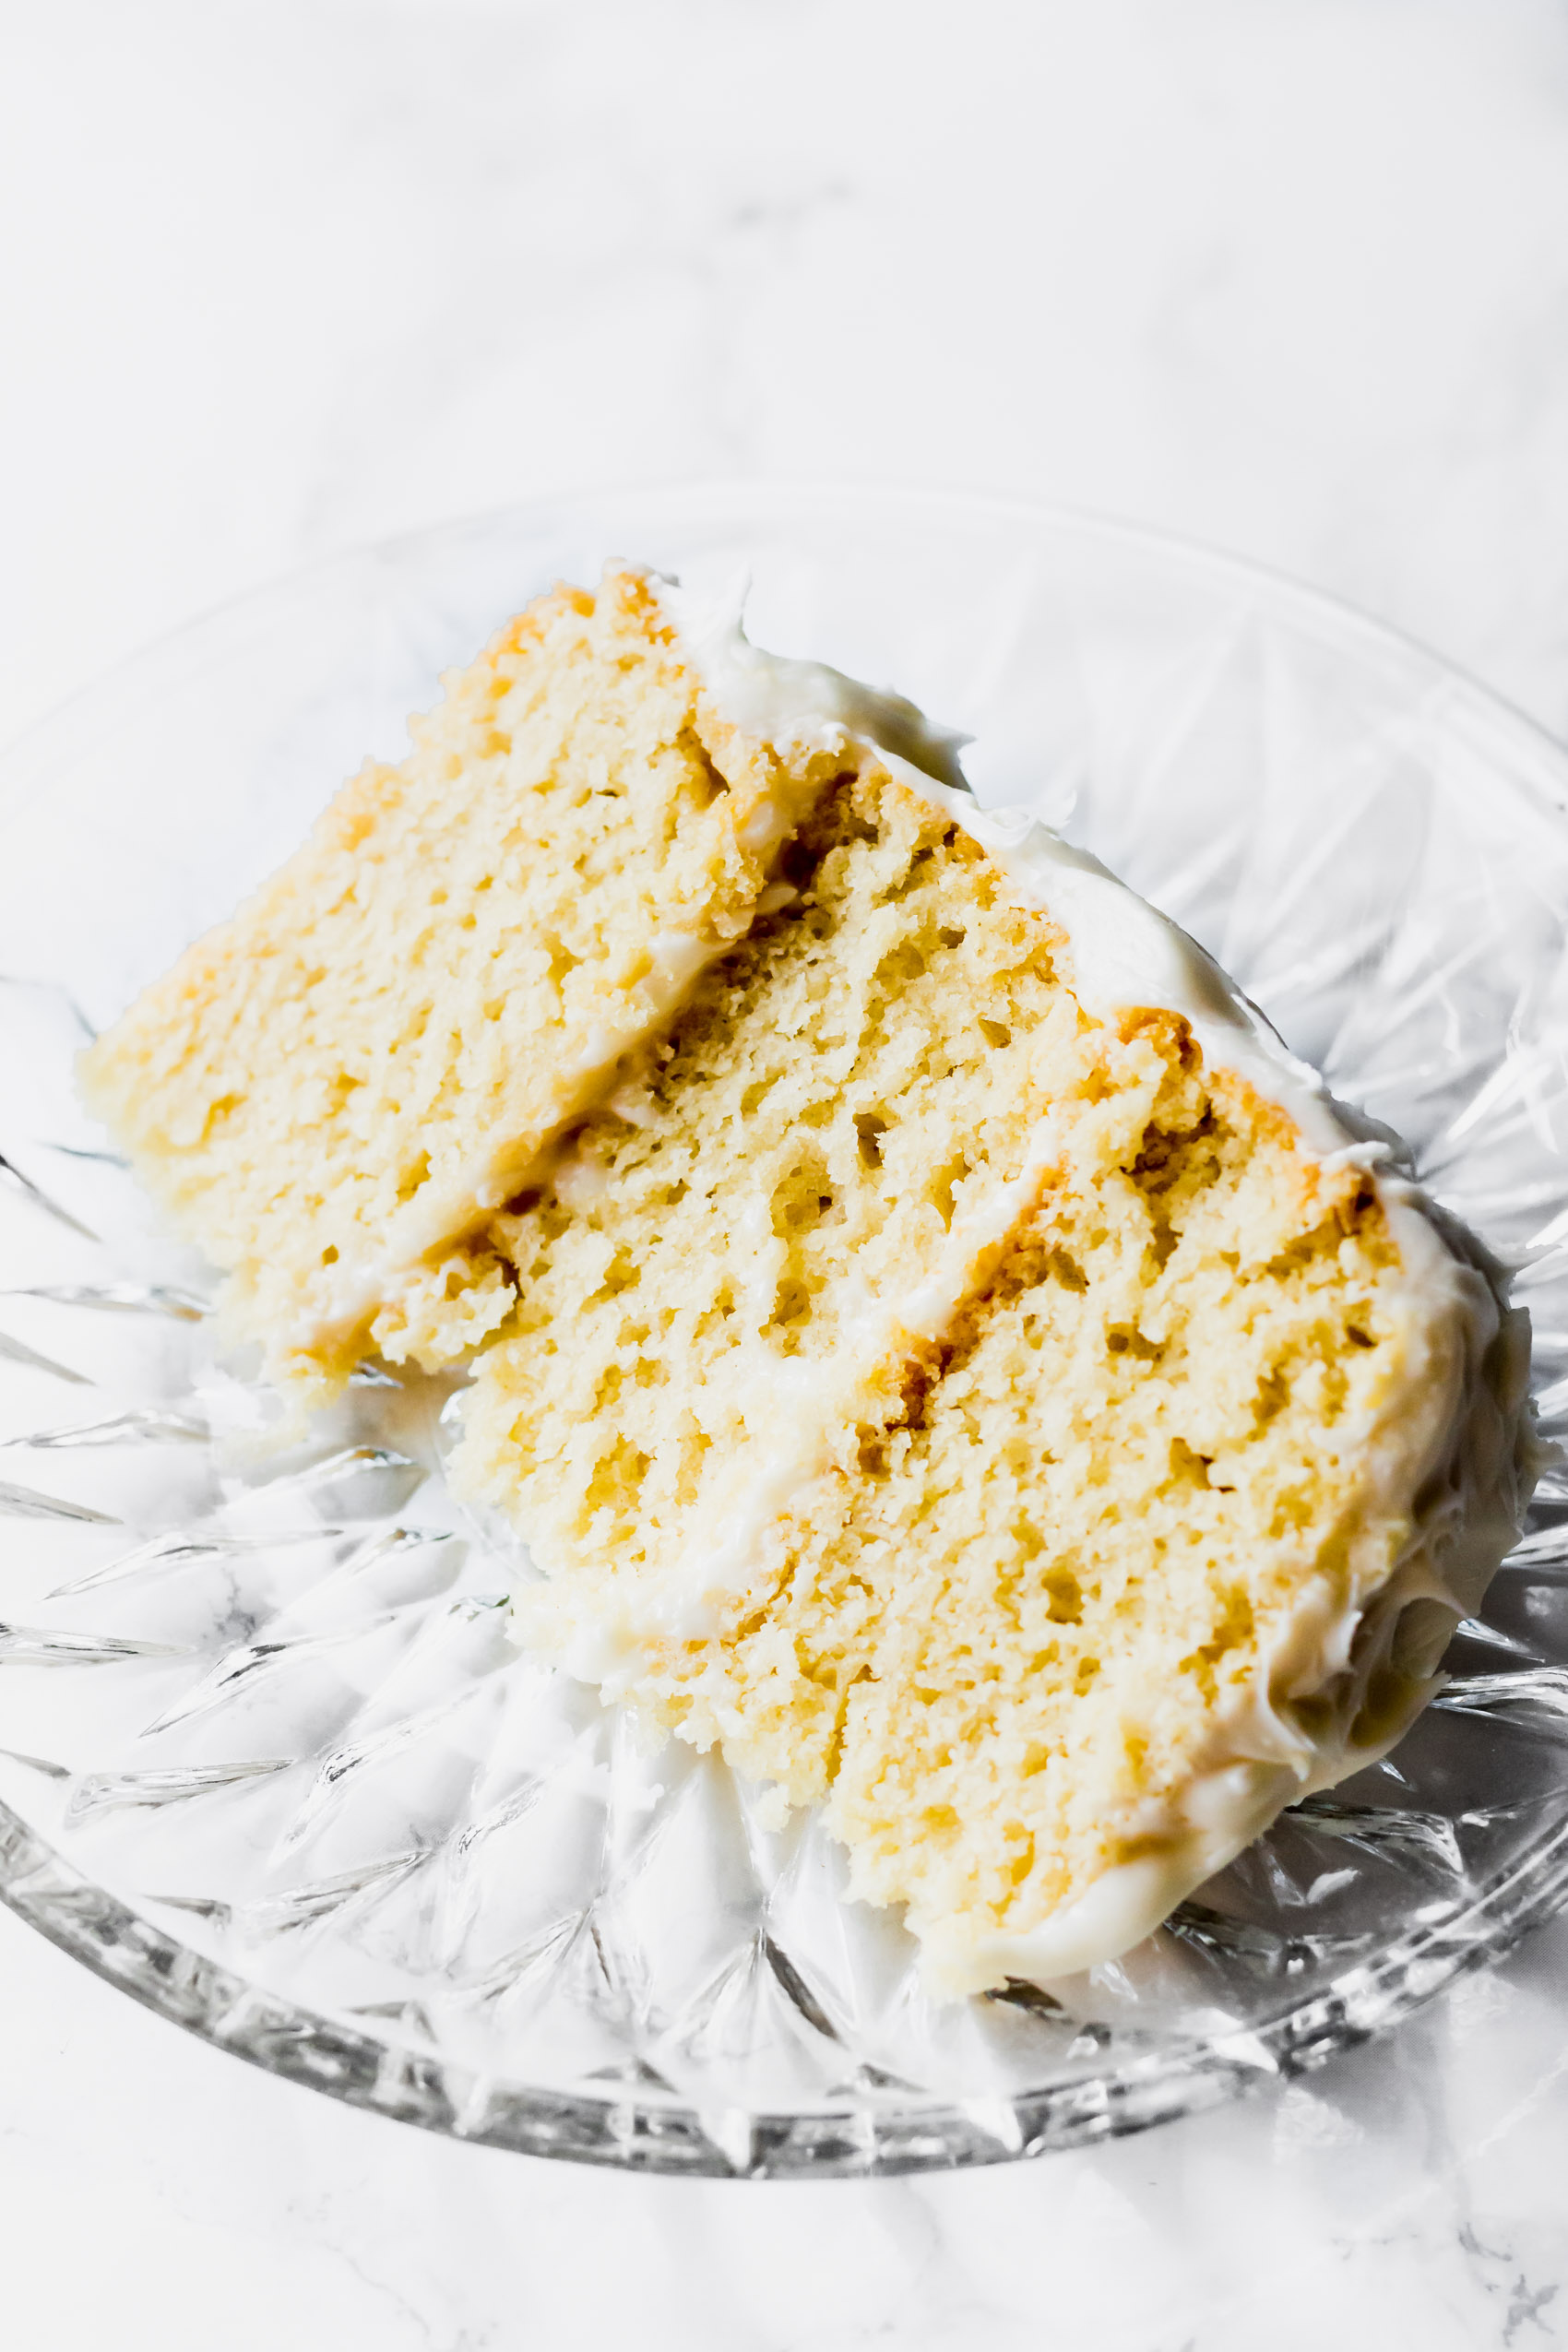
[2,490,1568,2177]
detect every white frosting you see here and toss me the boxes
[607,576,1540,1991]
[657,572,972,795]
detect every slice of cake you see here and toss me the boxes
[79,569,956,1401]
[81,567,1537,1990]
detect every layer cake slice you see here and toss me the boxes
[81,566,1537,1989]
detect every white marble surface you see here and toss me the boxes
[3,1,1568,2342]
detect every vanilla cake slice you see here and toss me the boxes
[82,568,1538,1989]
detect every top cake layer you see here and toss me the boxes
[78,569,891,1396]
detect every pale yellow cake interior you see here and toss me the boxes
[78,569,853,1399]
[458,769,1081,1599]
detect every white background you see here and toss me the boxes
[3,3,1568,2345]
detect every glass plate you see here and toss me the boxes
[2,485,1567,2180]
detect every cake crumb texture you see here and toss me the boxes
[79,568,846,1396]
[459,767,1079,1598]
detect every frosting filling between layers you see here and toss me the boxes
[556,1108,1074,1688]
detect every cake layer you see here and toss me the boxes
[78,570,860,1396]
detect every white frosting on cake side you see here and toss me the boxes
[617,574,1540,1992]
[658,572,973,795]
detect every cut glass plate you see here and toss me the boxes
[1,485,1567,2178]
